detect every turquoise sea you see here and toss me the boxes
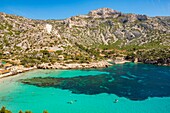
[0,63,170,113]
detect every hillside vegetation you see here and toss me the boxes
[0,8,170,66]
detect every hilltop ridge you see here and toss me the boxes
[0,8,169,67]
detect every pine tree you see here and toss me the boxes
[0,106,6,113]
[19,110,23,113]
[43,110,48,113]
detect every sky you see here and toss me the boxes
[0,0,170,20]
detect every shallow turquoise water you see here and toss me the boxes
[0,63,170,113]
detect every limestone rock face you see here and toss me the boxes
[45,24,52,34]
[0,8,169,62]
[88,8,121,18]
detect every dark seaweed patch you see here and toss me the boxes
[20,63,170,101]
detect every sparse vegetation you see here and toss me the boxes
[0,8,169,67]
[0,106,49,113]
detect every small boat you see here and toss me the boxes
[67,101,74,104]
[114,99,119,103]
[67,100,77,104]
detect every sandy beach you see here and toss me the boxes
[0,67,36,79]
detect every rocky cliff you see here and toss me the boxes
[0,8,169,66]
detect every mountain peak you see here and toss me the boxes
[88,8,121,18]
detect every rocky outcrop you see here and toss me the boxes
[0,8,169,50]
[0,8,169,66]
[45,24,52,34]
[140,58,170,66]
[88,8,121,18]
[37,61,112,69]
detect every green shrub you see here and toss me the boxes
[0,106,12,113]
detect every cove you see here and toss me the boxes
[20,63,170,101]
[0,63,170,113]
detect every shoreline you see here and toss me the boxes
[0,60,113,79]
[114,60,131,64]
[1,59,167,80]
[37,60,113,69]
[0,67,36,79]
